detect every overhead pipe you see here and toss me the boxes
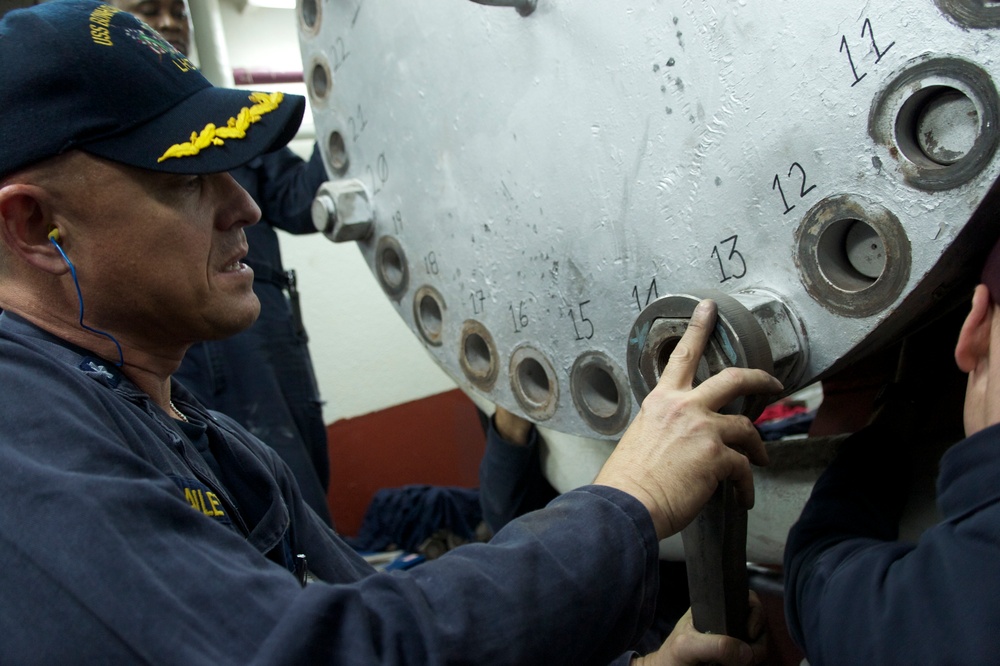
[233,68,304,85]
[188,0,234,86]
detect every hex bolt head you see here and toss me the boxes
[311,192,337,234]
[311,179,374,243]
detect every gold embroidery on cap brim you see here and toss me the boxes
[157,92,284,163]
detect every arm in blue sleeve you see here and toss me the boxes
[784,416,1000,664]
[1,331,661,665]
[0,373,659,666]
[783,423,909,663]
[3,453,659,665]
[479,413,558,532]
[254,144,327,234]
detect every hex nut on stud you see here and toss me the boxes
[311,179,374,243]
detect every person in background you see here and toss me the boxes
[111,0,334,525]
[478,406,558,530]
[784,237,1000,663]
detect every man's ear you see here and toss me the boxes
[955,284,993,373]
[0,184,69,275]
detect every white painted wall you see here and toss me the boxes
[210,1,456,423]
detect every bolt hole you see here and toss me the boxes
[311,62,330,101]
[578,363,619,419]
[896,86,980,167]
[655,335,710,386]
[300,0,318,29]
[516,357,551,406]
[418,294,442,340]
[817,218,882,292]
[656,339,679,376]
[327,132,349,175]
[380,246,405,290]
[464,333,492,377]
[844,220,886,280]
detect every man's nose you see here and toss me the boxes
[155,9,181,32]
[216,173,262,231]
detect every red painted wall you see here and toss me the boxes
[325,389,486,537]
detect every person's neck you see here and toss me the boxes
[6,303,185,405]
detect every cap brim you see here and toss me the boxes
[83,86,305,175]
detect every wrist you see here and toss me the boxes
[494,408,533,446]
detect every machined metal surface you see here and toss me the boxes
[626,290,791,421]
[794,194,911,318]
[300,0,1000,441]
[869,55,1000,191]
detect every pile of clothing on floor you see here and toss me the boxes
[347,485,491,570]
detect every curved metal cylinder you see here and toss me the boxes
[297,0,1000,442]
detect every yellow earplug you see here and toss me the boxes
[48,228,61,243]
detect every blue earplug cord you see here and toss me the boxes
[49,231,124,367]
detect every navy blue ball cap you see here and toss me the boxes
[0,0,305,180]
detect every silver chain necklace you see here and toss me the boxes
[168,400,190,424]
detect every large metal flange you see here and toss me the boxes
[626,291,775,421]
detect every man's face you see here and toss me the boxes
[50,153,261,351]
[115,0,191,56]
